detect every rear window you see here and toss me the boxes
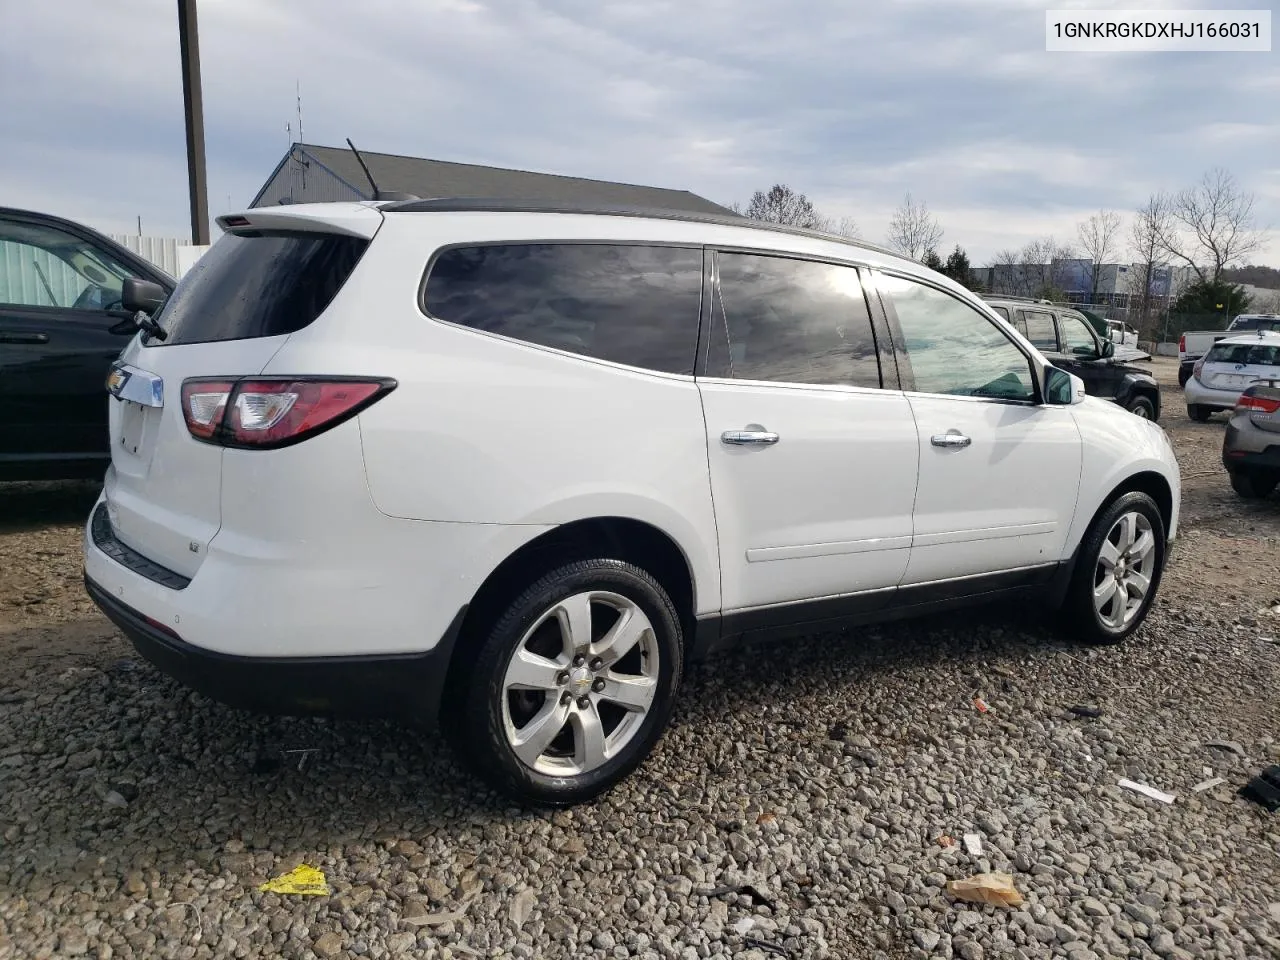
[422,243,703,375]
[150,230,369,346]
[1206,342,1280,366]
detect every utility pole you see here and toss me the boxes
[177,0,210,244]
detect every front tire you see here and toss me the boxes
[1126,395,1156,420]
[447,559,683,806]
[1230,470,1278,499]
[1064,492,1166,645]
[1187,404,1212,422]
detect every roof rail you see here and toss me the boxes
[981,294,1054,304]
[377,196,903,259]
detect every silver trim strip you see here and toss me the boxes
[746,535,911,562]
[912,522,1056,548]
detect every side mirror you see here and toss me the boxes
[1100,339,1115,359]
[122,278,167,316]
[1044,366,1086,405]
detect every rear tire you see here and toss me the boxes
[446,559,683,807]
[1064,491,1166,646]
[1187,404,1212,422]
[1230,470,1278,499]
[1178,366,1191,388]
[1126,395,1156,420]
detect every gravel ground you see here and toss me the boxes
[2,357,1279,960]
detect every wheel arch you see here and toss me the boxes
[440,517,700,719]
[1052,468,1175,609]
[1116,376,1160,412]
[1101,470,1174,536]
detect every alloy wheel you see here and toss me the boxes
[1092,511,1157,630]
[501,591,659,777]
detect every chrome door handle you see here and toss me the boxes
[931,433,972,448]
[721,429,779,446]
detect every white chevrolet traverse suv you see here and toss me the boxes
[84,199,1180,805]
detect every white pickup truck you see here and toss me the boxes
[1179,314,1280,386]
[1105,319,1140,348]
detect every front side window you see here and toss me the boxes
[881,274,1036,402]
[1019,310,1059,351]
[0,217,136,311]
[424,243,703,375]
[1059,315,1100,356]
[706,252,880,388]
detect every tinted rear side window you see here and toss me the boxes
[706,253,881,388]
[423,243,703,375]
[153,231,369,346]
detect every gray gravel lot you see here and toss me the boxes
[2,358,1279,960]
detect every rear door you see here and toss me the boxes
[0,212,151,466]
[103,209,380,577]
[697,251,918,619]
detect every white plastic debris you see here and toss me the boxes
[1117,778,1176,804]
[732,917,756,935]
[963,833,984,856]
[1192,777,1226,793]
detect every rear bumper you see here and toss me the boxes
[85,573,464,722]
[1223,426,1280,472]
[1184,378,1241,410]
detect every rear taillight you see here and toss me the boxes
[181,377,395,449]
[1236,394,1280,414]
[1193,356,1206,380]
[1178,334,1186,352]
[181,380,233,439]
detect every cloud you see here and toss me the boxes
[0,0,1275,265]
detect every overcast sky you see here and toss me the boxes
[1,0,1276,264]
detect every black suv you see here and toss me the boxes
[983,296,1161,420]
[0,207,175,481]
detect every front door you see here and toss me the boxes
[1054,311,1123,400]
[877,273,1082,586]
[698,251,919,618]
[0,214,147,470]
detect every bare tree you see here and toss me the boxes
[1129,192,1174,337]
[1255,290,1280,314]
[1160,168,1265,284]
[745,184,825,229]
[991,249,1026,296]
[813,214,861,239]
[1076,210,1122,303]
[999,236,1076,299]
[887,193,944,261]
[733,186,856,237]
